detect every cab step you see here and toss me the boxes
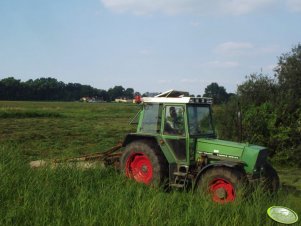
[173,172,188,177]
[170,183,185,188]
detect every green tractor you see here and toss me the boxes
[120,90,279,203]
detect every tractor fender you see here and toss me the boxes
[193,161,245,190]
[122,133,159,148]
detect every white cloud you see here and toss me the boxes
[180,78,200,83]
[101,0,189,15]
[139,48,153,56]
[219,0,274,15]
[257,45,279,55]
[157,79,171,84]
[215,42,279,57]
[286,0,301,12]
[215,42,253,56]
[101,0,276,16]
[202,60,240,68]
[180,78,217,84]
[190,21,201,27]
[263,64,277,71]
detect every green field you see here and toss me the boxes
[0,101,300,225]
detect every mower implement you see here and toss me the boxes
[30,143,123,169]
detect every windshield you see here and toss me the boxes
[187,105,214,136]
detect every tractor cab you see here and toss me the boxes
[136,90,214,165]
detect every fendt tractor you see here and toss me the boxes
[33,90,279,203]
[119,90,279,203]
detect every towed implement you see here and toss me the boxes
[30,143,123,169]
[32,90,279,203]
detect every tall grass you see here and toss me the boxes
[1,144,299,226]
[0,101,300,225]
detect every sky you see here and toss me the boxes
[0,0,300,95]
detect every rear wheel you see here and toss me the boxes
[197,167,246,203]
[120,140,168,186]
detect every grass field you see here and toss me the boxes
[0,101,300,225]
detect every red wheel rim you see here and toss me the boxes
[209,178,235,203]
[125,152,153,184]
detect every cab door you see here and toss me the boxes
[161,105,189,164]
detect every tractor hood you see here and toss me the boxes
[196,138,268,173]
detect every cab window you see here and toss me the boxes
[164,106,185,136]
[187,105,214,136]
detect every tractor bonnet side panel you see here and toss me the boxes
[196,138,245,160]
[196,139,267,174]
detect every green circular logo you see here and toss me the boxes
[267,206,298,224]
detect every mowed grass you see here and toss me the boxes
[0,101,300,226]
[0,101,138,159]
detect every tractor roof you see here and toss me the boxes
[155,89,189,98]
[142,90,212,104]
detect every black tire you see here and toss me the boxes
[196,167,247,203]
[261,163,280,193]
[120,140,168,186]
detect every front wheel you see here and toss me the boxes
[196,167,246,203]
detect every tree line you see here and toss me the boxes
[212,44,301,166]
[0,76,230,102]
[0,77,138,101]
